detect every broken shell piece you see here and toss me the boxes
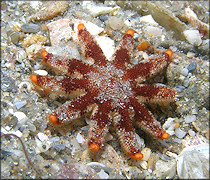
[47,19,104,45]
[185,7,209,39]
[177,144,209,179]
[83,2,120,17]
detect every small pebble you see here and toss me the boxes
[141,148,151,161]
[97,169,109,179]
[34,70,48,76]
[175,127,187,139]
[183,78,190,87]
[145,26,162,36]
[86,162,106,168]
[181,68,189,76]
[186,52,195,58]
[108,16,124,30]
[175,85,185,92]
[13,111,26,121]
[37,132,49,142]
[76,133,86,144]
[184,114,196,123]
[187,61,197,71]
[21,23,41,33]
[140,14,158,25]
[7,30,20,44]
[183,30,202,46]
[188,129,196,137]
[14,100,27,109]
[139,160,148,170]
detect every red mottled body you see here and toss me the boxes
[31,23,176,160]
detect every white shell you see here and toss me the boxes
[177,144,209,179]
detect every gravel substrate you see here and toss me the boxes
[1,1,209,179]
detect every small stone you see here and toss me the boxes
[183,78,190,87]
[76,133,86,144]
[175,85,185,92]
[13,111,26,121]
[37,132,49,142]
[27,122,36,132]
[139,160,148,170]
[1,76,17,92]
[184,114,196,123]
[145,26,162,36]
[86,162,106,168]
[7,30,20,44]
[14,100,27,109]
[181,68,189,76]
[183,30,202,46]
[187,61,197,72]
[175,127,187,139]
[21,23,41,33]
[188,129,196,137]
[97,169,109,179]
[186,51,195,58]
[108,16,124,30]
[140,14,158,26]
[34,70,48,76]
[141,148,151,161]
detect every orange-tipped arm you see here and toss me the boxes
[78,23,85,31]
[41,50,48,60]
[49,114,58,125]
[88,144,100,152]
[165,49,173,59]
[30,74,38,84]
[161,132,170,139]
[126,29,134,37]
[129,152,143,160]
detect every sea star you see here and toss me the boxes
[30,23,176,160]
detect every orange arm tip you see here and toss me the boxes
[49,114,58,125]
[41,50,48,60]
[78,23,85,31]
[165,49,173,59]
[161,132,170,139]
[88,143,100,152]
[30,74,38,83]
[126,29,134,37]
[129,152,143,160]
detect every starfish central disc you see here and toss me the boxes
[86,62,132,107]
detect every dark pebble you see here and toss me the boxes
[187,61,197,72]
[1,149,13,157]
[21,23,41,33]
[1,76,17,92]
[99,14,108,22]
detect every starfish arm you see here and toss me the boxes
[130,97,169,139]
[112,29,134,69]
[30,74,88,95]
[124,50,173,83]
[41,50,92,76]
[87,101,112,152]
[135,84,177,104]
[77,24,107,66]
[113,107,143,160]
[48,94,95,125]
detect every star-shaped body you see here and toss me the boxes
[31,23,176,160]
